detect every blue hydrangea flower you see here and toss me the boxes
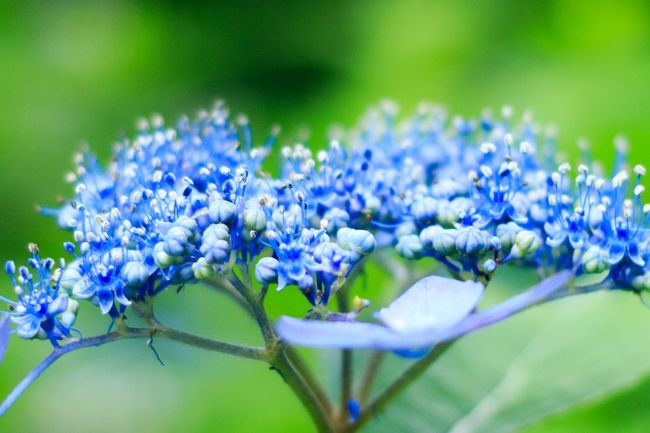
[2,246,79,344]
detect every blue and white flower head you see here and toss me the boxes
[5,100,650,426]
[2,245,79,343]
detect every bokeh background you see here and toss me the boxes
[2,0,650,432]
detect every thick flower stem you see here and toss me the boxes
[225,273,338,430]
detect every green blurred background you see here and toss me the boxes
[2,0,650,431]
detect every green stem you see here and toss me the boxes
[283,345,334,415]
[227,272,338,430]
[348,342,453,431]
[0,322,267,416]
[156,326,267,361]
[270,347,338,433]
[356,352,385,404]
[228,272,275,344]
[337,285,353,421]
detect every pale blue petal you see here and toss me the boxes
[374,275,484,333]
[0,316,9,363]
[277,275,485,350]
[46,294,69,316]
[627,242,645,267]
[608,242,626,265]
[277,316,463,350]
[17,317,41,339]
[276,317,405,349]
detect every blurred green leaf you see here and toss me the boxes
[521,374,650,433]
[363,288,650,432]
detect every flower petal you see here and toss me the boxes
[374,275,484,333]
[46,294,69,316]
[627,242,645,267]
[276,316,424,349]
[17,316,41,339]
[608,241,626,265]
[97,289,114,315]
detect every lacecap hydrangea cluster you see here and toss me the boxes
[2,101,648,345]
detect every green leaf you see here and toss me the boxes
[363,289,650,432]
[520,374,650,433]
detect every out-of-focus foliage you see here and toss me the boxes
[1,0,650,431]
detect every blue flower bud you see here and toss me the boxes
[395,221,417,239]
[581,246,609,274]
[480,258,497,274]
[436,202,459,227]
[163,226,192,256]
[59,299,79,329]
[192,258,215,280]
[396,235,424,260]
[455,227,486,256]
[511,230,542,258]
[244,205,267,231]
[496,222,522,252]
[121,261,150,288]
[200,235,231,264]
[64,242,76,254]
[323,207,350,233]
[411,197,437,225]
[4,261,15,276]
[336,228,376,256]
[420,226,456,255]
[255,257,279,284]
[208,199,237,224]
[153,242,182,268]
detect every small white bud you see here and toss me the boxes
[634,164,646,176]
[320,219,329,230]
[75,184,87,195]
[558,163,571,174]
[480,165,493,178]
[585,175,596,187]
[551,172,561,185]
[612,171,628,188]
[635,185,645,196]
[480,142,496,154]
